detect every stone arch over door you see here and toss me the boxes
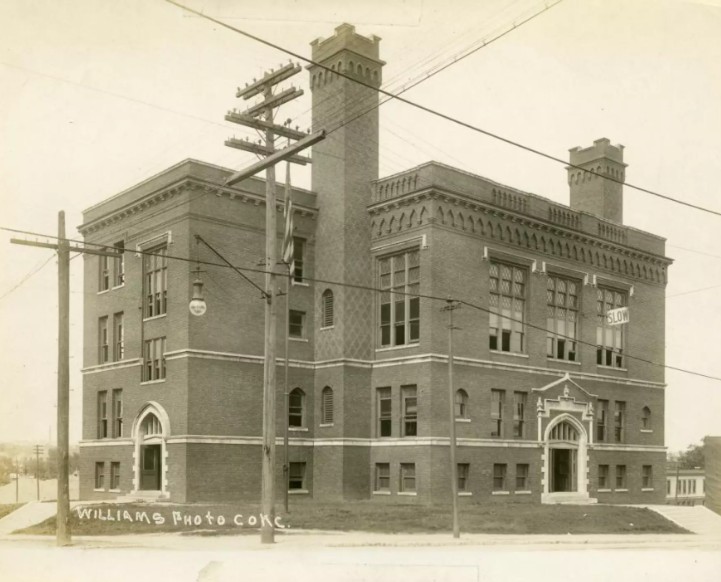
[131,401,171,495]
[542,413,590,503]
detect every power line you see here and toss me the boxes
[0,253,55,303]
[4,225,719,383]
[164,0,721,219]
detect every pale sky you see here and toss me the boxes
[0,0,719,451]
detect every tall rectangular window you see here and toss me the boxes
[614,401,626,443]
[143,337,166,381]
[97,391,108,439]
[489,262,526,353]
[642,465,653,489]
[110,462,120,490]
[491,389,504,437]
[292,237,305,283]
[95,462,105,489]
[99,255,110,292]
[288,462,306,490]
[596,287,626,368]
[288,310,305,338]
[98,317,109,364]
[400,463,416,493]
[113,312,124,361]
[516,463,529,490]
[375,463,390,492]
[598,464,610,489]
[379,250,420,347]
[513,391,527,438]
[457,463,470,492]
[144,245,168,318]
[493,463,507,491]
[112,389,123,438]
[596,399,609,442]
[546,275,579,361]
[377,388,392,437]
[615,465,627,489]
[113,241,125,287]
[288,388,305,428]
[401,385,417,437]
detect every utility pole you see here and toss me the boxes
[33,444,43,501]
[11,211,120,546]
[225,62,324,544]
[15,458,19,504]
[442,300,461,539]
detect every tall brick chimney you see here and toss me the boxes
[567,138,627,224]
[308,23,384,361]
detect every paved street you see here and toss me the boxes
[0,532,720,582]
[0,476,79,504]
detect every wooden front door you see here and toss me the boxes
[550,448,577,492]
[140,444,161,490]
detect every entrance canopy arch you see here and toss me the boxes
[542,413,590,502]
[131,401,171,495]
[131,401,171,440]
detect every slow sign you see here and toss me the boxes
[606,306,629,326]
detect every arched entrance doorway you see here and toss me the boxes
[542,414,590,503]
[131,402,170,496]
[549,421,579,493]
[139,414,163,490]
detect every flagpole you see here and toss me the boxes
[283,153,292,513]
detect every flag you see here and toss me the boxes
[282,160,294,279]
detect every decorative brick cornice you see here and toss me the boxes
[78,177,317,235]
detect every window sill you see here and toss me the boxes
[455,418,471,423]
[97,289,110,296]
[143,314,167,323]
[93,488,105,492]
[112,283,125,291]
[491,491,510,495]
[319,423,334,428]
[289,427,308,432]
[319,326,335,331]
[547,358,581,366]
[458,491,472,496]
[291,281,309,287]
[140,379,166,386]
[641,488,654,492]
[490,350,528,358]
[376,343,420,353]
[398,491,417,496]
[597,488,612,493]
[289,337,309,343]
[596,365,628,372]
[109,489,121,493]
[288,489,309,495]
[640,429,653,433]
[373,490,391,496]
[615,488,628,493]
[514,490,532,495]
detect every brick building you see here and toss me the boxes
[79,24,671,505]
[705,437,721,515]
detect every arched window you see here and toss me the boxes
[549,421,579,443]
[289,388,305,428]
[641,406,651,430]
[322,289,334,328]
[455,389,468,419]
[141,413,162,437]
[321,386,333,424]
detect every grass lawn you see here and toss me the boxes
[16,501,688,536]
[0,503,24,521]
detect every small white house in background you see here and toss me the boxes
[666,467,705,505]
